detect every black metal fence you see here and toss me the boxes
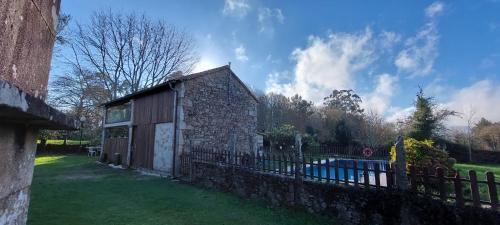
[181,147,394,189]
[260,144,390,160]
[180,147,500,211]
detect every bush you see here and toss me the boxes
[266,124,319,151]
[391,138,455,172]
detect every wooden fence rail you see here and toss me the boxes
[408,165,499,210]
[179,147,500,211]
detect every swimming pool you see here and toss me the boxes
[304,159,388,186]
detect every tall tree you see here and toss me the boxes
[473,119,500,151]
[70,10,198,99]
[408,88,456,140]
[289,94,314,132]
[476,123,500,151]
[359,111,397,148]
[323,89,364,115]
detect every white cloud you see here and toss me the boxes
[223,0,251,18]
[258,7,285,36]
[265,54,281,64]
[361,74,399,115]
[385,80,500,126]
[265,28,375,103]
[395,23,439,77]
[379,31,401,50]
[425,1,445,18]
[265,70,294,95]
[423,78,448,98]
[443,80,500,126]
[395,2,444,77]
[235,45,249,62]
[386,106,415,123]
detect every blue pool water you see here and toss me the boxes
[305,159,388,182]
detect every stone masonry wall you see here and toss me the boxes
[180,68,258,154]
[0,125,38,225]
[0,0,60,100]
[189,162,500,225]
[1,0,61,224]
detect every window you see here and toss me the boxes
[106,102,131,124]
[105,126,129,138]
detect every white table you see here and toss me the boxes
[86,146,102,157]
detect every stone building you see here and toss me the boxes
[0,1,77,224]
[101,65,258,176]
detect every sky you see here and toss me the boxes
[55,0,500,126]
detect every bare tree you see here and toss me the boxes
[477,124,500,151]
[464,105,476,161]
[70,10,198,99]
[359,111,397,148]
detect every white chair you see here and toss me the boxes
[87,147,97,157]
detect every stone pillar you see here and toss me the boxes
[395,136,409,190]
[0,1,77,224]
[0,125,37,225]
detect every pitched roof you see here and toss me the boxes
[103,65,258,107]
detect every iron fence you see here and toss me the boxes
[180,147,500,211]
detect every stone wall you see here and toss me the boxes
[1,0,65,224]
[0,125,38,225]
[188,162,500,225]
[180,67,258,154]
[0,0,60,100]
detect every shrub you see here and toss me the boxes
[265,124,319,151]
[391,138,455,172]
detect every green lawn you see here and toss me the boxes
[454,163,500,180]
[36,139,90,145]
[453,163,500,202]
[28,155,334,225]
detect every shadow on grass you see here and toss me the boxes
[28,155,336,225]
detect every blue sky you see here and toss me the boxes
[55,0,500,126]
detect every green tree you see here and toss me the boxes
[266,124,318,151]
[408,88,456,140]
[323,89,364,115]
[408,89,434,140]
[289,94,314,132]
[267,124,297,150]
[334,118,352,146]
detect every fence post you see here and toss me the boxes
[454,171,464,208]
[395,136,409,190]
[189,150,194,182]
[294,133,303,206]
[437,168,447,201]
[486,172,498,210]
[469,170,481,207]
[409,165,417,192]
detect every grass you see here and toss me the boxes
[454,163,500,180]
[453,163,500,202]
[37,140,90,145]
[28,155,334,225]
